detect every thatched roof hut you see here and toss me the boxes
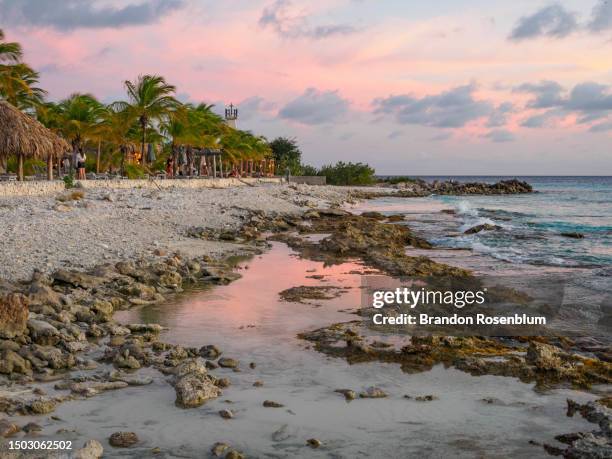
[0,100,69,180]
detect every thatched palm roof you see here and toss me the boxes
[0,100,69,160]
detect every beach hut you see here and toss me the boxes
[0,100,70,181]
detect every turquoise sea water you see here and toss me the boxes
[422,176,612,269]
[354,176,611,336]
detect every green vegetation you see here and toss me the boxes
[317,161,376,185]
[300,164,319,176]
[1,30,378,184]
[270,137,303,175]
[5,156,45,176]
[123,163,148,179]
[63,173,75,189]
[268,137,377,185]
[0,29,272,176]
[0,30,46,111]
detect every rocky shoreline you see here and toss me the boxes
[360,178,534,198]
[0,180,609,458]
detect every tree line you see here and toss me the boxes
[1,29,376,184]
[0,29,271,176]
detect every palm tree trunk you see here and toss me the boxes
[141,117,147,166]
[120,146,126,177]
[141,131,146,165]
[96,140,101,173]
[171,144,176,177]
[47,155,53,180]
[0,156,6,174]
[18,153,24,181]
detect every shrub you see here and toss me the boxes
[63,173,75,189]
[317,161,376,186]
[300,164,319,176]
[7,157,46,176]
[124,163,147,179]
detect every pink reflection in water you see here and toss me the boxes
[116,242,370,348]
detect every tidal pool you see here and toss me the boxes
[29,242,601,458]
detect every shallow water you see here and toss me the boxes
[36,242,600,458]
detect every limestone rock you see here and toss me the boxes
[70,381,128,397]
[0,293,28,339]
[27,283,62,309]
[27,319,60,346]
[218,357,239,369]
[74,439,104,459]
[90,299,113,322]
[52,269,103,289]
[28,398,57,414]
[526,342,563,370]
[211,442,230,457]
[263,400,284,408]
[0,419,20,437]
[199,344,221,359]
[159,272,182,288]
[109,431,139,448]
[359,387,387,398]
[173,358,220,408]
[127,323,164,334]
[464,223,502,235]
[335,389,357,400]
[0,349,32,375]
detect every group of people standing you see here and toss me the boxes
[60,150,86,179]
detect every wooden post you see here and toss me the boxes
[213,155,217,178]
[96,140,101,174]
[47,155,53,180]
[17,153,24,181]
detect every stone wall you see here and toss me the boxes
[0,181,65,197]
[0,177,283,197]
[288,176,327,185]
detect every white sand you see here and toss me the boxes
[0,183,381,282]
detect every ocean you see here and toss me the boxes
[351,176,612,339]
[369,176,611,268]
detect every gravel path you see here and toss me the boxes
[0,183,375,282]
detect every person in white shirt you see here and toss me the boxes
[76,151,86,180]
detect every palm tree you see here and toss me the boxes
[56,93,105,169]
[0,63,46,110]
[0,29,22,63]
[116,75,178,165]
[1,30,47,173]
[98,105,137,175]
[0,30,46,111]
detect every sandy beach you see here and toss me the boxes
[0,183,375,283]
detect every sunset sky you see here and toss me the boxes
[1,0,611,174]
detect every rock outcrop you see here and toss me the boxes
[172,358,221,408]
[0,293,28,339]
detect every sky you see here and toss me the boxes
[1,0,611,175]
